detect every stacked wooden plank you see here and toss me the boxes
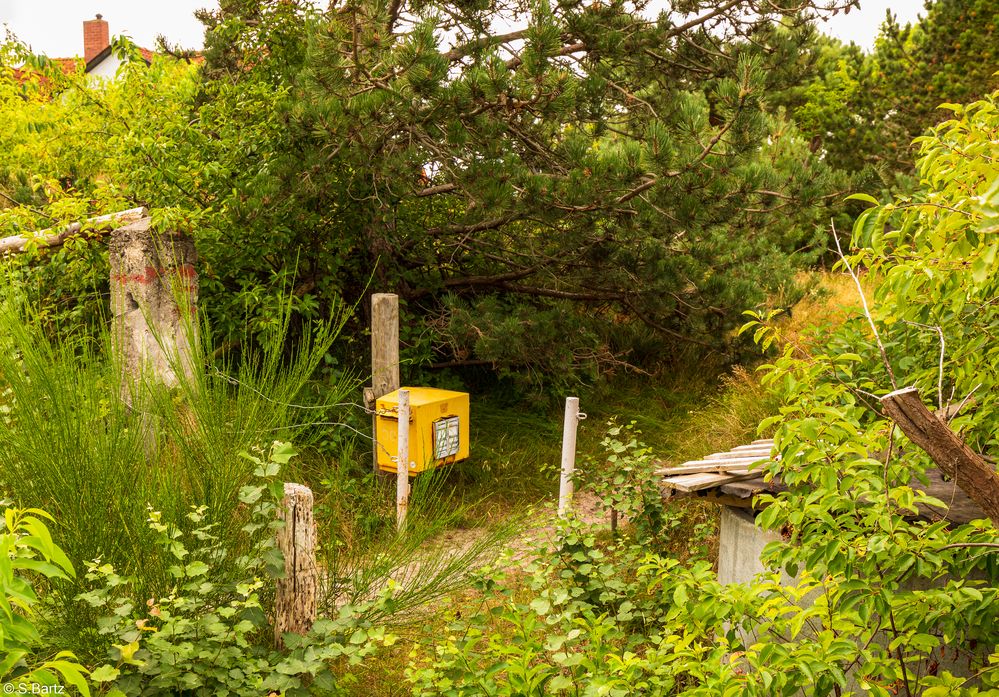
[657,439,775,493]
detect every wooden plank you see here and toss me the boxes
[751,439,774,445]
[730,444,774,452]
[656,455,773,476]
[675,455,771,468]
[655,463,751,476]
[705,449,770,459]
[662,471,758,493]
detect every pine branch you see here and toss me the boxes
[428,214,518,237]
[443,30,530,62]
[663,0,744,39]
[416,183,458,197]
[505,41,586,70]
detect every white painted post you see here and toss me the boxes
[396,389,411,532]
[558,397,580,518]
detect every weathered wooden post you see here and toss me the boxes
[275,483,317,647]
[369,293,400,474]
[109,215,198,404]
[558,397,581,518]
[396,389,411,532]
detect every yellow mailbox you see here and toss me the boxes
[375,387,470,474]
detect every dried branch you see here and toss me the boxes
[831,219,897,390]
[0,207,148,255]
[902,320,946,411]
[443,30,529,62]
[415,183,458,197]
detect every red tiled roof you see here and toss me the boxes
[8,48,203,86]
[8,57,80,85]
[53,58,81,74]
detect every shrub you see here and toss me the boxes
[411,91,999,694]
[740,89,999,694]
[80,443,393,696]
[1,505,90,694]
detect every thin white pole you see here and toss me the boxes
[558,397,580,518]
[396,389,410,532]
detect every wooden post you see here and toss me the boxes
[274,483,317,647]
[558,397,581,518]
[370,293,400,474]
[881,387,999,526]
[397,389,411,532]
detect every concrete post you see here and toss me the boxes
[109,216,198,406]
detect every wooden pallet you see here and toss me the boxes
[659,439,775,492]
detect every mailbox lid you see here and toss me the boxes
[376,386,469,411]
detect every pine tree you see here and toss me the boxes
[184,0,853,381]
[795,0,999,182]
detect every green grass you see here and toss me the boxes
[0,260,850,687]
[445,361,778,516]
[337,360,783,695]
[271,272,853,693]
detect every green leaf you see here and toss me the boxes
[0,649,27,678]
[270,441,299,465]
[185,560,210,577]
[548,675,573,691]
[90,664,121,683]
[529,598,550,615]
[845,193,879,205]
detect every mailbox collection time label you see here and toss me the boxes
[433,416,461,459]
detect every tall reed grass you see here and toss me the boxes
[0,278,355,642]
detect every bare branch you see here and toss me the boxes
[831,219,897,390]
[663,0,744,39]
[415,183,458,197]
[0,207,148,255]
[443,30,529,62]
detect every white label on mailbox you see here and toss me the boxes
[433,416,460,459]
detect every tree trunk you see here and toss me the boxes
[881,387,999,527]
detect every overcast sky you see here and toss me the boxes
[1,0,926,57]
